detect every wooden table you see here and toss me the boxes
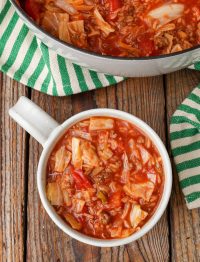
[0,69,200,262]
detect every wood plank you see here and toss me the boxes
[165,69,200,262]
[0,73,28,262]
[26,93,76,262]
[27,76,168,261]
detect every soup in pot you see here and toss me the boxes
[22,0,200,57]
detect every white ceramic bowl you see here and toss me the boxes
[9,97,172,247]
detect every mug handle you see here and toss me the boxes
[9,96,59,147]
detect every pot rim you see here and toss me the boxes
[11,0,200,61]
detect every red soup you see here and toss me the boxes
[22,0,200,57]
[46,117,164,239]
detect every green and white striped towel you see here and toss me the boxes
[0,0,124,96]
[170,85,200,209]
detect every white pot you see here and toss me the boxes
[9,96,172,247]
[10,0,200,77]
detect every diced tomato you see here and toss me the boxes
[109,0,122,12]
[76,169,92,188]
[71,168,92,189]
[133,172,149,183]
[25,0,41,20]
[137,34,155,56]
[108,192,122,208]
[71,170,83,189]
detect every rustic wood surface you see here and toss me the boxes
[0,69,200,262]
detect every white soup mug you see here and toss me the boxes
[9,96,172,247]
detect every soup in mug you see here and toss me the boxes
[46,117,164,239]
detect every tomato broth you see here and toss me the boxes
[21,0,200,57]
[46,117,164,239]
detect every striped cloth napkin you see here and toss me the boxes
[170,85,200,209]
[0,0,124,96]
